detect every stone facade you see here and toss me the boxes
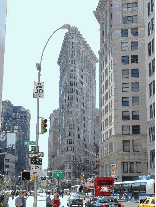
[94,0,151,181]
[57,26,98,184]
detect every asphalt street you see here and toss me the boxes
[8,193,140,207]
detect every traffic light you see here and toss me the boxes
[21,171,30,181]
[41,118,47,134]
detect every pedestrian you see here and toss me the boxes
[21,190,26,207]
[52,193,61,207]
[15,191,23,207]
[46,191,52,207]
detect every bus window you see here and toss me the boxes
[97,180,113,185]
[133,183,140,192]
[112,184,120,193]
[122,184,128,193]
[140,182,146,193]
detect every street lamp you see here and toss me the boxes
[33,24,70,207]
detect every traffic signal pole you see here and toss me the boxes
[34,66,40,207]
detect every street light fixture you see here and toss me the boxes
[33,24,70,207]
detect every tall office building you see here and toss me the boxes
[57,26,98,184]
[94,0,151,181]
[145,0,155,178]
[48,109,59,175]
[1,100,31,175]
[0,0,7,132]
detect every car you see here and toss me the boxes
[86,196,124,207]
[138,196,155,207]
[67,195,83,207]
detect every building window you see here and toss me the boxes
[151,18,155,31]
[153,80,155,95]
[70,81,73,86]
[123,140,130,152]
[123,2,138,12]
[123,162,128,173]
[132,82,139,92]
[149,62,152,76]
[149,82,152,97]
[150,104,153,119]
[122,97,129,106]
[123,16,138,24]
[132,125,140,134]
[131,55,138,63]
[148,21,152,36]
[132,140,140,152]
[131,42,138,50]
[121,29,128,37]
[136,162,141,173]
[122,56,129,64]
[121,42,129,51]
[122,111,130,120]
[122,125,130,135]
[132,111,139,120]
[152,58,155,73]
[132,96,139,106]
[70,88,73,93]
[153,102,155,117]
[131,28,138,36]
[122,69,129,78]
[131,69,139,77]
[148,2,151,16]
[70,95,73,100]
[151,0,155,12]
[122,83,129,92]
[148,41,152,56]
[150,150,155,169]
[152,38,155,52]
[130,162,135,173]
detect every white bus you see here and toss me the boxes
[112,179,155,202]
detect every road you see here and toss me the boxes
[8,193,140,207]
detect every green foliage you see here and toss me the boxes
[0,203,4,206]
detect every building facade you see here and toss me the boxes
[94,0,150,181]
[0,0,7,132]
[1,100,31,175]
[145,0,155,178]
[48,109,59,174]
[57,26,98,184]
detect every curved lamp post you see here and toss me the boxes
[33,24,70,207]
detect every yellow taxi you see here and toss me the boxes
[138,196,155,207]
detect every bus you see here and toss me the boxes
[112,179,155,202]
[84,177,114,197]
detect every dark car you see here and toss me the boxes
[86,196,124,207]
[67,195,83,207]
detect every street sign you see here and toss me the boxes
[24,141,36,145]
[28,152,44,158]
[33,81,44,98]
[31,146,39,152]
[52,170,64,178]
[20,185,22,188]
[30,164,42,176]
[31,157,42,165]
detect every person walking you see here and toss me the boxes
[15,191,23,207]
[21,190,26,207]
[52,193,61,207]
[46,191,52,207]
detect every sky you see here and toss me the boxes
[2,0,100,170]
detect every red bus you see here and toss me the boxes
[84,177,114,197]
[94,177,114,197]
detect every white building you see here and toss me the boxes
[0,0,7,132]
[94,0,152,181]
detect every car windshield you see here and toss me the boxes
[99,199,109,203]
[145,198,150,204]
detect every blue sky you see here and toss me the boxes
[3,0,100,170]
